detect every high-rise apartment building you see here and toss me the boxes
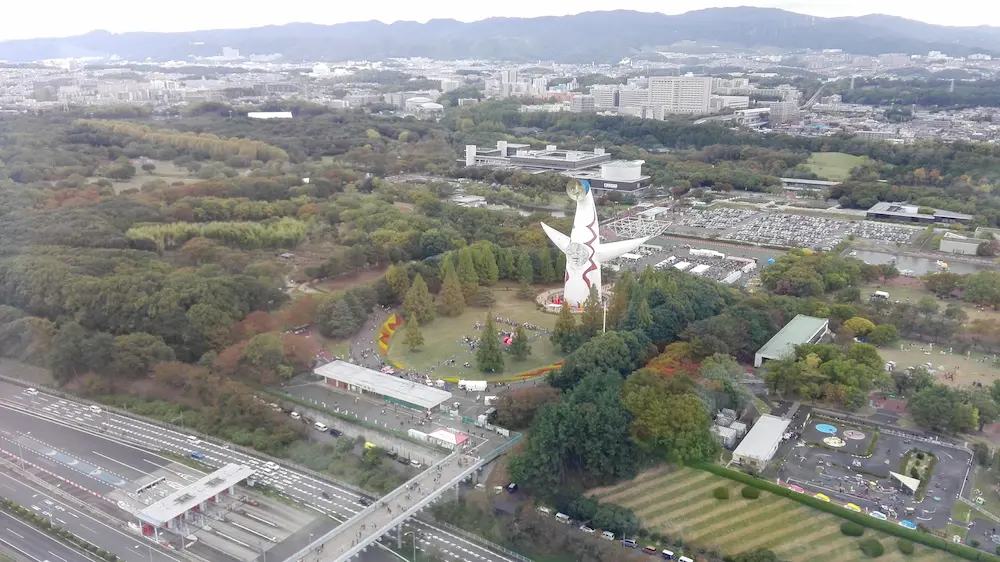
[569,94,596,113]
[590,85,619,109]
[618,88,650,108]
[648,76,712,115]
[500,69,518,84]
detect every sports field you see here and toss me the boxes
[805,152,865,182]
[387,284,563,379]
[592,467,955,562]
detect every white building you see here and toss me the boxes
[591,85,618,109]
[618,88,650,108]
[648,76,712,115]
[570,94,596,113]
[732,415,791,471]
[710,95,750,111]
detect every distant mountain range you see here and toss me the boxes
[4,8,1000,64]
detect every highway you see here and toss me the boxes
[0,382,521,562]
[0,461,183,562]
[0,510,92,562]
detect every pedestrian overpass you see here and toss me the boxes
[280,436,520,562]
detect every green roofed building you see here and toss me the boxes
[753,314,830,368]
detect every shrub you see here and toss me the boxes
[713,487,730,500]
[859,538,885,557]
[971,539,981,548]
[841,522,865,537]
[909,467,920,479]
[897,539,914,555]
[916,452,925,460]
[741,486,761,499]
[638,528,649,538]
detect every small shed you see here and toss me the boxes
[729,421,748,438]
[712,425,738,448]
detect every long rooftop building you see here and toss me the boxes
[315,361,453,412]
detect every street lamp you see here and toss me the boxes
[403,531,416,561]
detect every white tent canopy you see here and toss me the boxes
[889,471,920,493]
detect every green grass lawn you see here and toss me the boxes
[592,466,957,562]
[805,152,866,181]
[387,284,564,380]
[112,160,197,193]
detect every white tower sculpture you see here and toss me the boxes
[541,180,652,306]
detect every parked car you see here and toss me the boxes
[579,525,595,534]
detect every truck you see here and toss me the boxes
[459,380,488,392]
[484,396,497,406]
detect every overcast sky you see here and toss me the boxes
[3,1,999,41]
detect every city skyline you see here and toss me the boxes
[3,1,1000,44]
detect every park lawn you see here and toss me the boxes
[387,284,564,380]
[876,339,998,388]
[111,160,195,193]
[969,460,1000,518]
[805,152,865,181]
[591,466,955,562]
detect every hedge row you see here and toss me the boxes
[0,497,115,561]
[689,462,998,562]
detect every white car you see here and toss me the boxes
[264,461,279,470]
[89,405,101,413]
[869,511,887,521]
[579,525,596,534]
[185,435,200,444]
[23,388,38,396]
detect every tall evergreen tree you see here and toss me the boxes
[508,324,531,361]
[476,246,500,286]
[537,247,556,283]
[607,270,634,329]
[437,260,466,317]
[581,284,603,338]
[498,248,516,280]
[456,246,480,299]
[623,286,652,331]
[554,252,566,282]
[403,316,424,351]
[476,313,505,373]
[516,252,535,285]
[403,273,435,324]
[437,253,454,283]
[385,263,409,304]
[551,301,579,353]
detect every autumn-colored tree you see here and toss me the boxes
[385,263,410,304]
[230,311,276,341]
[281,333,319,372]
[276,295,321,329]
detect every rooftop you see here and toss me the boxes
[315,361,453,409]
[138,464,254,526]
[867,201,973,221]
[732,415,790,461]
[756,314,829,361]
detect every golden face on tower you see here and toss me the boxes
[566,179,586,202]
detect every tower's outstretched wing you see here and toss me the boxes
[540,222,571,252]
[595,236,652,263]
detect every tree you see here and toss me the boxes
[606,270,633,329]
[437,260,466,316]
[622,375,719,462]
[141,162,156,174]
[317,297,359,339]
[880,263,900,283]
[473,246,499,286]
[456,247,480,299]
[537,247,557,283]
[922,272,960,297]
[403,317,424,352]
[551,301,579,353]
[498,248,516,281]
[476,313,504,373]
[843,316,875,337]
[492,387,559,429]
[109,332,176,379]
[867,324,899,347]
[403,274,435,324]
[580,284,603,338]
[508,325,531,361]
[385,263,409,303]
[909,385,975,432]
[516,252,534,286]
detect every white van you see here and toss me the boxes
[186,435,200,444]
[601,531,615,541]
[290,412,301,420]
[679,557,694,562]
[314,422,328,432]
[536,506,552,516]
[662,550,675,560]
[555,512,570,524]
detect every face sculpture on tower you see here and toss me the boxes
[541,180,652,307]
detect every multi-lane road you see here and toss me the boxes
[0,509,92,562]
[0,381,520,562]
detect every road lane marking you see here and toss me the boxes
[80,524,96,533]
[91,451,147,476]
[6,528,23,539]
[49,550,69,562]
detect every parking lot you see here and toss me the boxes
[654,206,919,250]
[775,414,972,531]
